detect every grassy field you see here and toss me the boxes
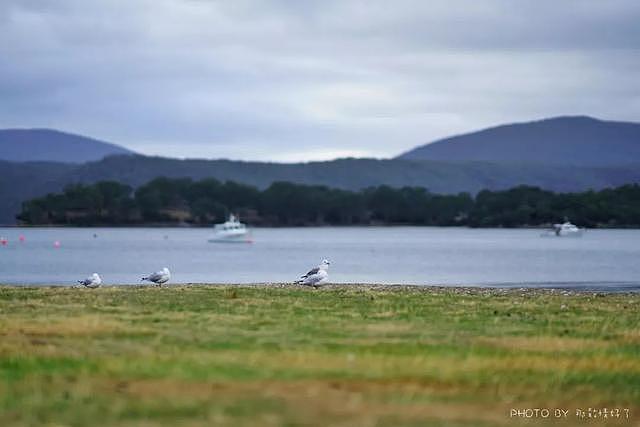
[0,285,639,426]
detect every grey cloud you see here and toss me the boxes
[0,0,639,161]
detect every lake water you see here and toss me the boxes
[1,227,639,291]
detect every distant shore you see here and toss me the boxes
[15,179,640,228]
[3,223,640,229]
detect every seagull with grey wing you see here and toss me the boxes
[142,267,171,286]
[78,273,102,288]
[295,259,330,287]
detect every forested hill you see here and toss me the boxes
[2,155,640,224]
[398,116,640,167]
[24,154,640,193]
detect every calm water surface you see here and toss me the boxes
[1,227,639,290]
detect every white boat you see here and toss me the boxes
[208,214,252,243]
[541,221,584,237]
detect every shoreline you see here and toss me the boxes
[2,282,639,294]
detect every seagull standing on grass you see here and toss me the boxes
[142,267,171,286]
[295,259,330,287]
[78,273,102,288]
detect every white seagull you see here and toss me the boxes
[142,267,171,286]
[78,273,102,288]
[295,259,330,287]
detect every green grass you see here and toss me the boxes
[0,285,638,426]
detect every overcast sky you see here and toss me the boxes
[1,1,639,161]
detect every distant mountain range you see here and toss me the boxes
[0,116,639,224]
[4,116,638,166]
[398,116,640,167]
[0,128,135,163]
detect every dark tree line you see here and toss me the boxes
[16,177,640,227]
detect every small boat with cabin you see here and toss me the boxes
[540,221,584,237]
[208,214,252,243]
